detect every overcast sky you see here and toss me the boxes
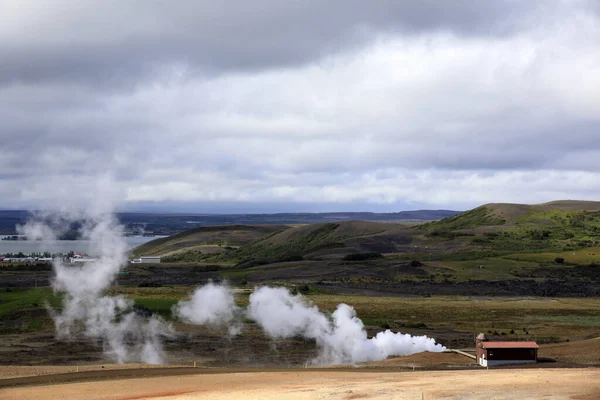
[1,0,599,213]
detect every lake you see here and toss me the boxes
[0,236,164,255]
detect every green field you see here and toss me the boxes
[108,286,600,342]
[2,285,599,347]
[0,288,61,333]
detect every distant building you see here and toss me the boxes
[70,257,98,264]
[475,333,538,367]
[130,256,161,264]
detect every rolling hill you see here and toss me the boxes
[229,221,419,265]
[122,200,600,292]
[422,200,600,241]
[133,200,600,262]
[131,224,288,257]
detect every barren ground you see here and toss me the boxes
[1,368,599,400]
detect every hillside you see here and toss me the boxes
[421,200,600,250]
[226,221,419,266]
[131,224,288,257]
[116,200,600,292]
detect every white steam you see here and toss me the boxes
[173,283,446,365]
[248,286,446,365]
[24,211,171,364]
[173,282,242,336]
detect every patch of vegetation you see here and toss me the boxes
[0,262,52,271]
[232,223,345,265]
[137,282,163,288]
[162,250,207,263]
[132,225,286,257]
[0,288,62,334]
[0,288,61,319]
[305,294,600,340]
[421,206,506,231]
[343,252,383,261]
[132,298,179,319]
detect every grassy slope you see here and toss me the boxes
[131,224,289,257]
[122,201,600,284]
[226,221,417,265]
[421,206,507,231]
[133,200,600,263]
[419,201,600,253]
[0,288,61,333]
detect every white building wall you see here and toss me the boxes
[479,358,536,367]
[140,257,161,263]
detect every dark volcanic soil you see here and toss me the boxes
[3,263,599,297]
[314,279,600,297]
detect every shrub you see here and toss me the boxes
[343,252,383,261]
[138,282,162,288]
[405,322,428,329]
[133,304,153,318]
[292,284,310,295]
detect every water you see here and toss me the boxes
[0,236,164,255]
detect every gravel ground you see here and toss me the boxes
[1,368,599,400]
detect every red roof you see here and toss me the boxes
[481,341,539,349]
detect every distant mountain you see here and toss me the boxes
[0,210,29,235]
[0,209,460,235]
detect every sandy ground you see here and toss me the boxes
[1,368,599,400]
[0,364,187,380]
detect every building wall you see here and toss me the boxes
[478,348,537,367]
[480,358,537,367]
[140,257,161,263]
[488,348,537,361]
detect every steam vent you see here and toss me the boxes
[475,333,538,367]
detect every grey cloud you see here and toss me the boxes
[0,0,571,86]
[1,1,600,211]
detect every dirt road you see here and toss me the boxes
[1,368,598,400]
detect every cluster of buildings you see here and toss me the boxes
[1,256,53,262]
[1,252,97,264]
[2,252,162,265]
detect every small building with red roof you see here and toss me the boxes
[476,333,538,367]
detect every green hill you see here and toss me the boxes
[226,221,418,266]
[131,224,288,257]
[420,200,600,253]
[126,200,600,286]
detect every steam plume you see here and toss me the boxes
[173,281,242,335]
[22,211,171,364]
[248,286,445,365]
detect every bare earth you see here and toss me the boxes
[1,368,599,400]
